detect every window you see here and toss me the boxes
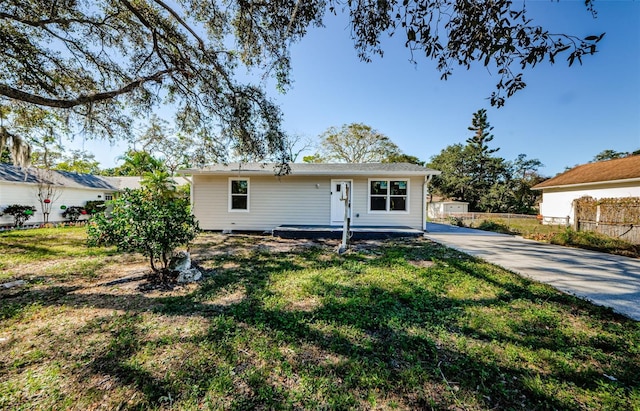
[369,179,408,212]
[229,178,249,211]
[104,194,113,201]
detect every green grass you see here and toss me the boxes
[465,218,640,257]
[466,217,561,239]
[0,226,118,279]
[1,227,639,410]
[550,228,640,258]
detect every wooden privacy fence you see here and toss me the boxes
[573,196,640,244]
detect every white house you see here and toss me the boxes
[533,155,640,224]
[0,164,141,227]
[178,162,441,233]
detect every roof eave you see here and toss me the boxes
[532,176,640,190]
[177,169,441,177]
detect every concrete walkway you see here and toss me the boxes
[425,223,640,321]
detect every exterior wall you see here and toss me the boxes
[350,176,425,229]
[539,182,640,224]
[0,181,109,226]
[192,174,426,231]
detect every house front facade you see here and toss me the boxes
[533,156,640,224]
[178,163,440,232]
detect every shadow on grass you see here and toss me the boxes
[2,241,638,410]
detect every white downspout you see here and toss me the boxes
[423,176,427,231]
[423,174,432,232]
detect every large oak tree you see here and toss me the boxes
[1,0,603,167]
[315,123,402,163]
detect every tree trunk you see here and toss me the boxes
[149,253,158,272]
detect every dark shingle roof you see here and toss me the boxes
[0,164,41,184]
[533,155,640,189]
[179,162,440,176]
[0,163,119,190]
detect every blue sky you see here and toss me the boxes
[79,1,640,177]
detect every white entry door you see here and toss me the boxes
[330,179,352,225]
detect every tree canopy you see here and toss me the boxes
[428,109,544,213]
[312,123,401,163]
[591,149,637,162]
[53,150,101,174]
[1,0,603,167]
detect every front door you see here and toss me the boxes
[330,179,352,225]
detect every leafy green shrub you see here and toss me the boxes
[1,204,37,227]
[477,220,515,235]
[550,228,639,258]
[87,188,200,272]
[447,216,464,227]
[62,206,85,222]
[84,200,106,214]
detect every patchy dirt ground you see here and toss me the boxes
[2,233,420,302]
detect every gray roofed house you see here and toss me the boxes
[177,162,440,235]
[0,163,140,227]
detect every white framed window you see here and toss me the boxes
[104,194,113,201]
[229,178,249,212]
[368,179,409,213]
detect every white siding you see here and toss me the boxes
[539,182,640,224]
[0,181,108,226]
[351,176,424,229]
[192,174,426,231]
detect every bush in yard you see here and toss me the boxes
[476,220,515,235]
[1,204,37,227]
[550,227,639,258]
[84,200,106,214]
[62,206,85,223]
[447,216,464,227]
[87,188,200,272]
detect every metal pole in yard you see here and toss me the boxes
[339,183,350,254]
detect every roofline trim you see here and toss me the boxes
[177,169,441,177]
[532,176,640,190]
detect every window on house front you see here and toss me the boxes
[104,194,113,201]
[369,179,408,212]
[229,179,249,211]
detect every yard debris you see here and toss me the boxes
[407,260,435,268]
[170,251,202,284]
[176,268,202,284]
[1,280,26,289]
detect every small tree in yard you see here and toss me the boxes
[34,168,63,224]
[2,204,37,227]
[87,188,199,273]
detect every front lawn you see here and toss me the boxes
[1,227,638,410]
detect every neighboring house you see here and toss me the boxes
[0,164,142,227]
[532,156,640,224]
[427,200,469,219]
[178,162,441,232]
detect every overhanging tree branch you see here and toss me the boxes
[0,70,175,108]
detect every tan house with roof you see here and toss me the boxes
[178,162,440,233]
[533,155,640,224]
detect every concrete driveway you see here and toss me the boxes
[425,223,640,321]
